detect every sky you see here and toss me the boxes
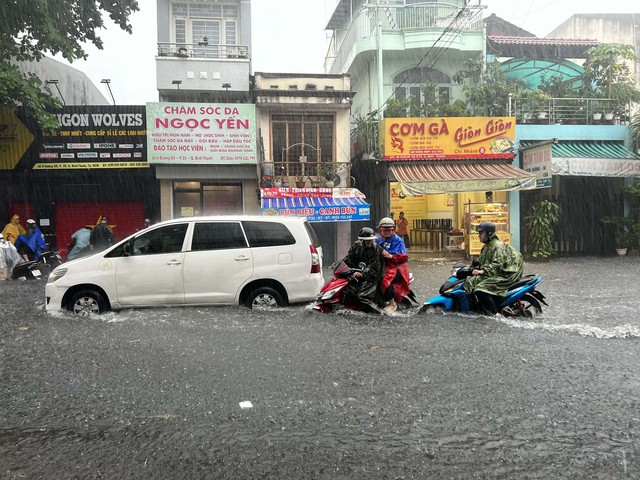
[55,0,636,105]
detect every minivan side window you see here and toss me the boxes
[191,222,247,251]
[242,221,295,247]
[132,224,188,255]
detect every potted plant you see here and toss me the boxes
[351,114,378,158]
[602,215,636,255]
[320,163,340,188]
[534,92,550,120]
[294,175,307,188]
[615,231,635,255]
[524,200,560,260]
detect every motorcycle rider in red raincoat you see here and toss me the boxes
[375,217,411,314]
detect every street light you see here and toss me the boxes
[101,79,116,105]
[45,79,65,105]
[222,82,231,93]
[172,80,182,90]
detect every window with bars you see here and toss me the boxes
[172,2,238,50]
[271,115,334,178]
[393,67,451,112]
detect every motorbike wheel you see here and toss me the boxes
[67,290,107,317]
[246,287,284,310]
[418,304,446,315]
[507,293,542,318]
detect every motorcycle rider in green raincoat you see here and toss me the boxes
[464,221,523,315]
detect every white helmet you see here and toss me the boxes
[378,217,395,229]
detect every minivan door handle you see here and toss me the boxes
[234,255,251,261]
[166,260,182,265]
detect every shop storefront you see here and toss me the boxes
[146,102,260,219]
[0,106,157,248]
[382,117,536,256]
[520,139,640,256]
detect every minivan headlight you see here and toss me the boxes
[47,268,68,284]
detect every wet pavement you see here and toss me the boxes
[1,256,639,479]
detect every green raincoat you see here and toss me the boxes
[465,233,523,297]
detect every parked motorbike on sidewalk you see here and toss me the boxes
[312,261,417,313]
[11,248,63,281]
[418,262,547,317]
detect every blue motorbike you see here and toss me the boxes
[418,263,547,317]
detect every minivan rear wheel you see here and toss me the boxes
[67,289,107,317]
[246,287,284,310]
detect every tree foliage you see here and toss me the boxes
[453,57,528,116]
[524,200,560,259]
[582,43,640,114]
[0,0,139,128]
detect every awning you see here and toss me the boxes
[261,196,371,222]
[520,141,640,177]
[390,162,537,195]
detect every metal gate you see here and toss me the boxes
[521,176,624,256]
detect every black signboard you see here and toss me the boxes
[16,105,147,170]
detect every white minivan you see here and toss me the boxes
[45,216,324,316]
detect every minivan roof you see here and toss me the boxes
[153,215,308,225]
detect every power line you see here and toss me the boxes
[369,2,477,118]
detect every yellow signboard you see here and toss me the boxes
[389,182,427,229]
[469,232,511,255]
[0,107,34,170]
[382,117,516,160]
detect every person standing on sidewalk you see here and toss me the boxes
[395,211,410,248]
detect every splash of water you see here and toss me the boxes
[497,317,640,339]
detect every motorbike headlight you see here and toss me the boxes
[47,268,67,284]
[319,286,342,300]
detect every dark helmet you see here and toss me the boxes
[357,227,377,241]
[476,221,496,235]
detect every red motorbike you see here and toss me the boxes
[311,261,417,313]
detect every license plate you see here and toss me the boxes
[32,269,41,277]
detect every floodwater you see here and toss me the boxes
[1,256,639,479]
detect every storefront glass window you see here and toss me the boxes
[173,182,243,217]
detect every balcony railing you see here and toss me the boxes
[514,97,631,125]
[157,42,249,60]
[259,161,351,187]
[326,3,483,73]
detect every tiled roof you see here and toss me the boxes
[488,36,599,47]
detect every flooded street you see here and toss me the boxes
[1,257,639,479]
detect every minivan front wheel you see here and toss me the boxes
[246,287,284,310]
[67,290,107,317]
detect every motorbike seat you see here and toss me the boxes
[509,274,539,290]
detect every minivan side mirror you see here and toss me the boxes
[123,241,132,256]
